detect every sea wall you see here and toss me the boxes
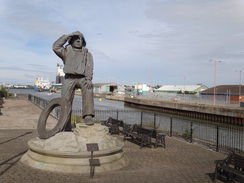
[124,97,244,125]
[105,95,124,101]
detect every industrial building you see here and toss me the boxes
[200,85,244,103]
[154,84,208,94]
[93,83,125,94]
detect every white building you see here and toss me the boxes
[134,84,150,95]
[56,64,65,84]
[154,84,208,94]
[93,83,125,94]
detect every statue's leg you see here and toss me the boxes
[61,77,76,131]
[80,78,95,125]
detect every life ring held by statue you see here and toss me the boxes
[37,97,71,139]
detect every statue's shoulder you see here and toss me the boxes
[82,47,88,52]
[82,47,92,56]
[87,51,93,58]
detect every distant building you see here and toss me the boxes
[200,85,244,102]
[93,83,125,94]
[0,83,4,88]
[13,85,28,88]
[134,84,150,95]
[1,83,13,88]
[56,63,65,84]
[154,84,208,94]
[0,83,5,89]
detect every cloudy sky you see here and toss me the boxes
[0,0,244,87]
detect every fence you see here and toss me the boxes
[27,94,62,119]
[28,94,244,154]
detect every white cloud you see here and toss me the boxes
[0,0,244,86]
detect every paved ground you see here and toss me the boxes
[0,96,233,183]
[0,94,57,130]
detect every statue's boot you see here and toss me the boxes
[84,116,94,126]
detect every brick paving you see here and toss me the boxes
[0,129,229,183]
[0,97,230,183]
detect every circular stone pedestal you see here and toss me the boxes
[21,124,129,174]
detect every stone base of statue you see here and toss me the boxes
[21,123,129,174]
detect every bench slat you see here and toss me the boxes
[219,165,244,177]
[214,152,244,182]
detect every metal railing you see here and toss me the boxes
[28,94,244,154]
[28,94,61,119]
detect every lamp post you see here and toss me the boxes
[210,60,222,105]
[147,68,155,93]
[180,75,186,100]
[236,70,242,102]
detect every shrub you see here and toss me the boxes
[71,114,84,125]
[0,87,8,97]
[182,128,192,140]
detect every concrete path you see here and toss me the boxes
[0,95,57,130]
[0,96,231,183]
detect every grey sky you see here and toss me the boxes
[0,0,244,87]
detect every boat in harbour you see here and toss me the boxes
[34,77,51,92]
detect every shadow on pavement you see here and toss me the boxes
[0,131,33,145]
[0,150,28,176]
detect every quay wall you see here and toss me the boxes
[124,97,244,125]
[105,95,124,101]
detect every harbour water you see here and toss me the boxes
[9,89,136,111]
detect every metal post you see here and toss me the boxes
[141,111,143,126]
[90,151,94,178]
[229,90,231,104]
[238,70,242,104]
[170,117,173,137]
[190,121,193,143]
[210,60,222,105]
[116,109,119,120]
[216,125,219,152]
[154,113,156,129]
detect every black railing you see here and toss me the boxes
[28,94,244,154]
[28,94,61,119]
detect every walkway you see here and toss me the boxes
[0,96,229,183]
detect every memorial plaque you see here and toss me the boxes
[86,143,99,152]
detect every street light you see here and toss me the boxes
[236,70,242,102]
[180,75,186,100]
[210,60,222,105]
[147,68,155,93]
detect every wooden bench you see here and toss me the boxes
[214,151,244,182]
[154,131,166,148]
[123,124,154,148]
[142,126,166,148]
[101,117,124,134]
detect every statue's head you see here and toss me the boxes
[69,32,86,49]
